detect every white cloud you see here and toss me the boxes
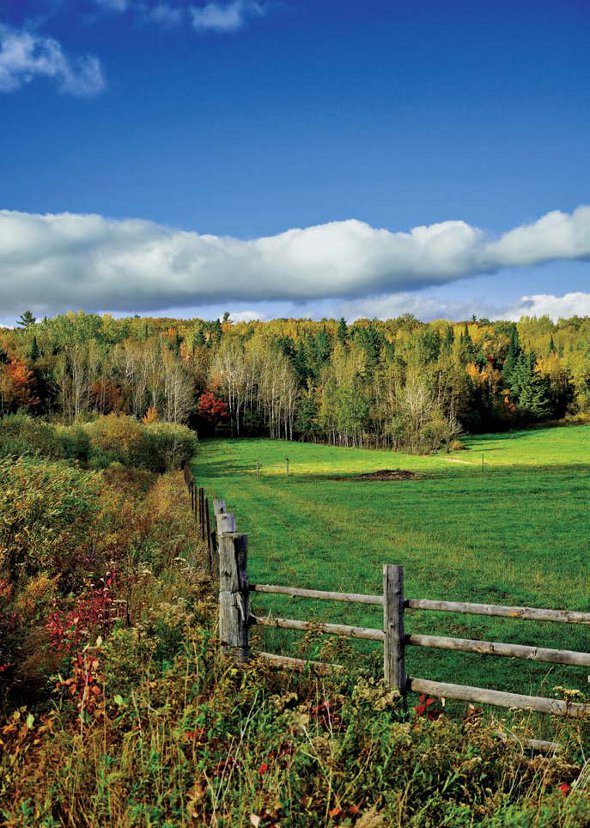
[339,291,590,323]
[229,310,266,323]
[0,23,105,96]
[90,0,266,31]
[338,293,496,323]
[503,292,590,321]
[190,1,265,32]
[484,210,590,268]
[0,207,588,316]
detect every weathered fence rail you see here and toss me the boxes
[182,463,590,720]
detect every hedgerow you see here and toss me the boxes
[0,413,198,472]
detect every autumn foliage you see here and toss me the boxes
[196,388,229,430]
[0,357,39,412]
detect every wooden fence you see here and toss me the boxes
[182,464,590,720]
[182,463,216,576]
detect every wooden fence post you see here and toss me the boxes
[199,488,206,539]
[383,565,407,698]
[204,496,214,576]
[218,525,250,661]
[216,512,236,536]
[210,499,226,566]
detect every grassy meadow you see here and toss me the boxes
[193,425,590,709]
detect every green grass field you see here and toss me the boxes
[193,426,590,710]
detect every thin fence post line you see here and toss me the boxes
[199,488,206,539]
[205,496,214,576]
[218,528,250,661]
[383,565,407,699]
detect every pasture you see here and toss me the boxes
[193,426,590,706]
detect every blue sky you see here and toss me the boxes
[0,0,589,323]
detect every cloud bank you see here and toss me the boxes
[338,291,590,323]
[0,23,105,96]
[504,292,590,320]
[0,207,589,316]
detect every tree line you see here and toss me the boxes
[1,310,589,452]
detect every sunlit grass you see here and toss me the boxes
[193,426,590,706]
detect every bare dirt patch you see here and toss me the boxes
[333,469,421,481]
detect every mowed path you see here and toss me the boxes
[193,426,590,700]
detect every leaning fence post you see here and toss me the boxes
[383,565,407,698]
[218,521,249,661]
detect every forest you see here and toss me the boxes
[1,310,589,452]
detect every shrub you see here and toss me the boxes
[0,414,63,460]
[0,413,198,473]
[55,423,91,462]
[84,415,197,472]
[84,414,145,468]
[142,421,198,472]
[0,458,101,589]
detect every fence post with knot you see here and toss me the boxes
[217,511,250,661]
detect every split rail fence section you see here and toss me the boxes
[182,464,590,720]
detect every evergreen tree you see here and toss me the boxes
[293,339,311,384]
[193,328,206,349]
[294,392,319,439]
[509,352,550,419]
[212,319,223,343]
[503,324,521,384]
[28,336,40,362]
[17,310,36,328]
[459,323,477,363]
[443,325,454,353]
[308,328,332,382]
